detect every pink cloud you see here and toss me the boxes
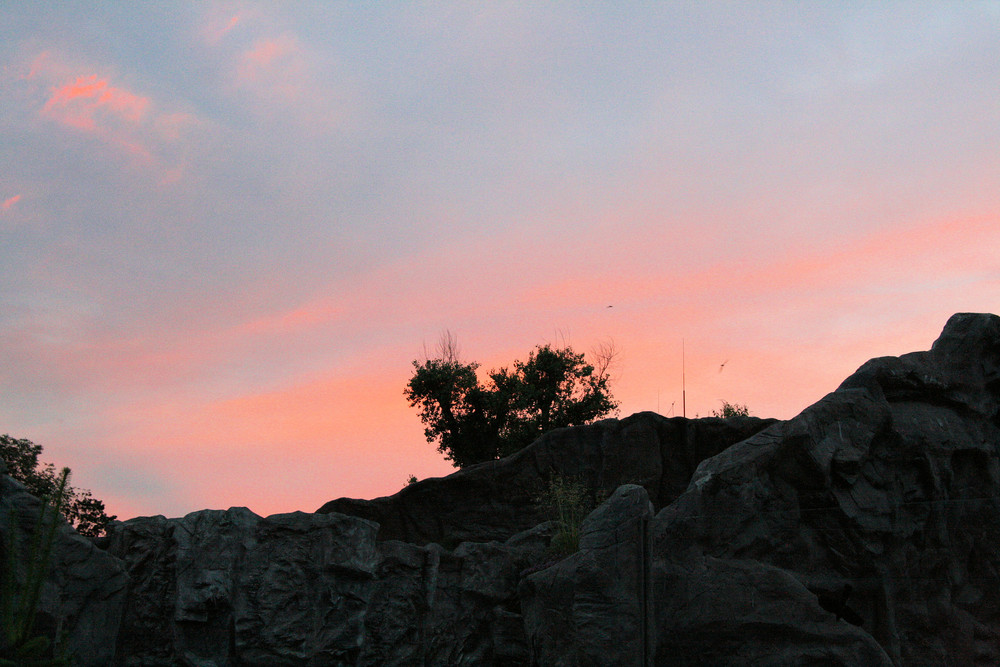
[236,301,345,338]
[23,53,211,178]
[43,74,149,130]
[201,10,248,45]
[244,37,293,68]
[513,212,999,317]
[2,194,21,211]
[237,35,304,89]
[215,14,241,42]
[83,360,453,517]
[228,31,361,131]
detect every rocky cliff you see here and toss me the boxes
[2,312,998,665]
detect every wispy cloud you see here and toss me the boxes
[224,26,364,134]
[1,194,21,211]
[40,74,151,156]
[202,12,242,45]
[20,50,211,176]
[43,74,149,125]
[236,34,306,101]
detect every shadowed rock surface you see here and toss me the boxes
[0,461,128,666]
[4,313,1000,664]
[317,413,777,545]
[107,508,379,666]
[519,484,655,666]
[650,312,1000,665]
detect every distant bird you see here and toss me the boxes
[816,584,863,627]
[719,359,729,373]
[607,305,613,308]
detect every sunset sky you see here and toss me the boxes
[2,2,999,521]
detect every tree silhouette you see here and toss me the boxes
[0,435,116,538]
[405,336,618,467]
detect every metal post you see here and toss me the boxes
[682,339,686,419]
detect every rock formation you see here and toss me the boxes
[646,312,1000,665]
[3,312,999,664]
[317,415,776,545]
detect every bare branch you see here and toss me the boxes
[591,337,621,380]
[436,329,461,364]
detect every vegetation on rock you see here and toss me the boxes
[1,467,72,665]
[538,475,606,556]
[711,400,750,418]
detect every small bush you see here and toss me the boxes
[712,401,750,418]
[537,475,605,556]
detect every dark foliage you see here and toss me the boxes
[711,401,751,418]
[0,435,116,538]
[405,343,618,467]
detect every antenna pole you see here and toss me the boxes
[682,338,686,418]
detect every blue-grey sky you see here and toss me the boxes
[2,2,999,520]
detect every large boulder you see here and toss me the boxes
[107,505,553,665]
[0,464,128,667]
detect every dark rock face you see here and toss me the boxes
[0,464,128,667]
[107,506,554,665]
[8,312,1000,665]
[318,414,777,545]
[105,508,379,666]
[650,312,1000,665]
[358,525,553,665]
[519,485,655,666]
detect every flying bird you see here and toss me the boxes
[719,359,729,373]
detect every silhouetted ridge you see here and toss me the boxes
[4,313,1000,665]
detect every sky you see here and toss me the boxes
[2,2,999,521]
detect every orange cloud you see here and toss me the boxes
[2,194,21,211]
[88,359,455,516]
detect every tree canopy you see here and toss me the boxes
[405,338,618,467]
[0,434,116,538]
